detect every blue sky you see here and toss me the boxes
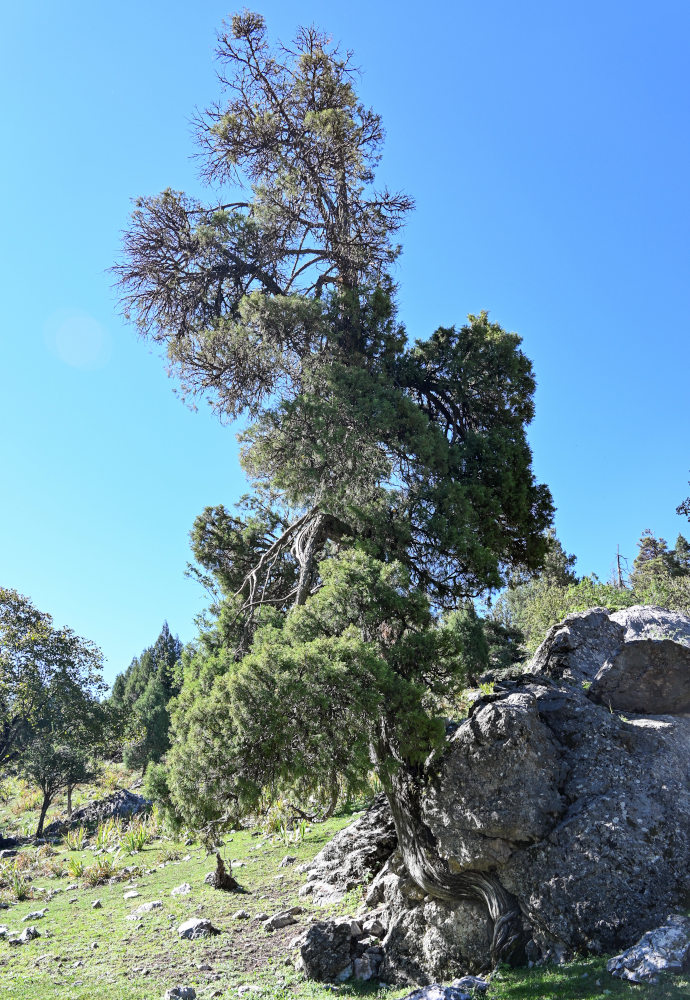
[2,1,689,684]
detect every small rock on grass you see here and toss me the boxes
[126,900,163,920]
[9,926,41,946]
[233,910,250,920]
[451,977,489,993]
[123,890,140,900]
[164,988,196,1000]
[263,911,298,931]
[22,909,47,921]
[279,855,297,867]
[177,918,220,940]
[401,987,472,1000]
[92,900,102,909]
[171,883,191,896]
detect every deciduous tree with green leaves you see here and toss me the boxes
[118,11,553,960]
[0,588,105,775]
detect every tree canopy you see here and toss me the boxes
[0,588,105,775]
[118,11,553,843]
[110,622,183,772]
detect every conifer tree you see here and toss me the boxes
[118,12,553,958]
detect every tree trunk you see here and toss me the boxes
[67,784,73,818]
[35,792,52,839]
[321,772,339,820]
[375,737,525,967]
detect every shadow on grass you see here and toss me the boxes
[491,958,690,1000]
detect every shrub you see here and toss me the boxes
[66,857,85,878]
[65,826,87,851]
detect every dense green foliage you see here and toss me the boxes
[0,588,105,774]
[0,588,107,834]
[117,12,554,829]
[110,623,182,772]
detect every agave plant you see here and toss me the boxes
[82,856,121,887]
[120,823,147,855]
[8,869,31,901]
[66,856,85,878]
[65,826,87,851]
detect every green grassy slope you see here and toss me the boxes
[0,781,687,1000]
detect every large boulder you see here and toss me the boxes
[365,851,493,983]
[299,793,397,902]
[302,606,690,986]
[528,604,690,714]
[43,788,150,834]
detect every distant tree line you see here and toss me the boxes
[109,622,183,774]
[492,528,690,655]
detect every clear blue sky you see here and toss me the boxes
[2,1,689,685]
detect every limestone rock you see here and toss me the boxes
[606,915,690,983]
[450,975,489,993]
[44,788,150,835]
[171,883,192,896]
[263,910,298,931]
[126,900,163,919]
[527,607,624,685]
[590,606,690,713]
[164,988,197,1000]
[297,920,355,981]
[368,851,493,984]
[177,918,220,940]
[300,794,397,903]
[399,986,472,1000]
[11,926,41,945]
[22,909,47,921]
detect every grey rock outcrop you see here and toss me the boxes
[299,793,397,902]
[606,915,690,982]
[365,851,493,982]
[43,788,150,834]
[164,988,197,1000]
[528,604,690,714]
[296,917,383,982]
[263,907,301,931]
[399,987,473,1000]
[301,605,690,986]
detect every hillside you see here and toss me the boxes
[0,777,687,1000]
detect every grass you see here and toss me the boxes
[0,783,687,1000]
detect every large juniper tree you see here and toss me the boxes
[117,11,553,960]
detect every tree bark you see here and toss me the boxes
[35,792,51,839]
[376,739,525,967]
[67,784,73,818]
[321,772,339,820]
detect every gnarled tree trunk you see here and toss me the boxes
[376,743,525,966]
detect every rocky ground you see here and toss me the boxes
[0,791,687,1000]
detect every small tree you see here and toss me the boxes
[19,665,107,837]
[0,588,105,775]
